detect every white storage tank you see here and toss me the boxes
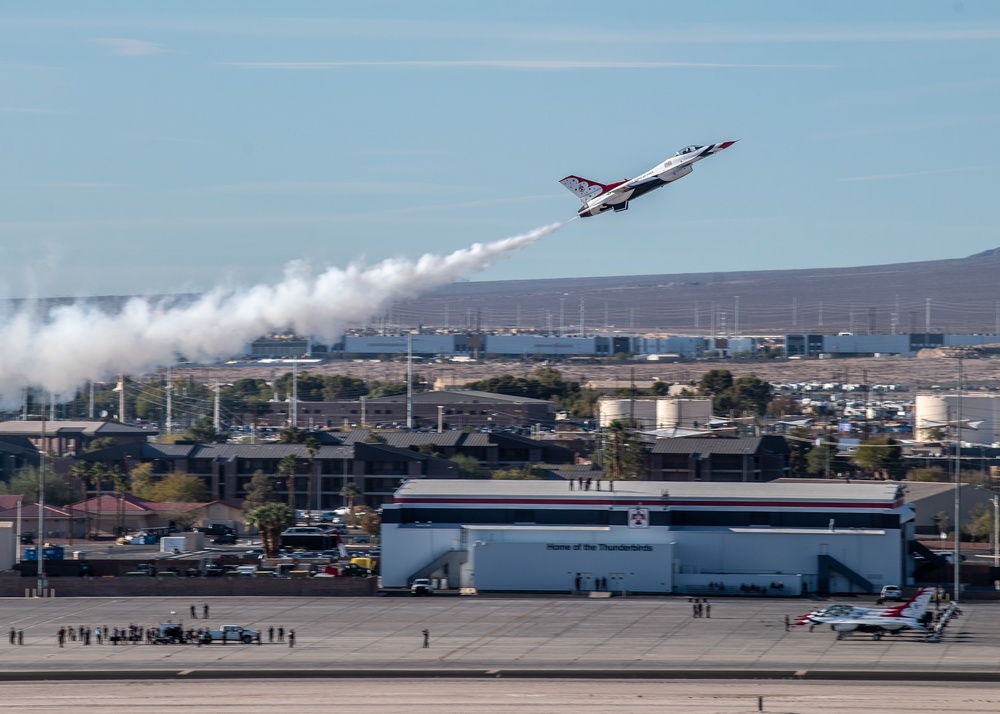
[915,393,1000,445]
[598,398,657,428]
[656,397,713,429]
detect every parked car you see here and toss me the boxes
[212,534,237,545]
[411,578,432,596]
[877,585,902,603]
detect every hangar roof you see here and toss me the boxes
[393,479,904,507]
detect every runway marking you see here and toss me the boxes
[437,602,555,662]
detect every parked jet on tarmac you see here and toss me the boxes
[795,586,935,629]
[559,141,737,218]
[799,586,936,640]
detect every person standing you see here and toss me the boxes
[57,627,65,648]
[268,626,274,643]
[784,615,790,632]
[705,602,711,618]
[422,629,429,648]
[288,630,295,648]
[278,626,284,642]
[17,630,23,645]
[8,628,14,645]
[203,603,209,619]
[190,605,197,620]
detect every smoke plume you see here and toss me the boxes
[0,221,568,410]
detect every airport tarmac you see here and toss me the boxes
[0,594,995,679]
[2,678,1000,713]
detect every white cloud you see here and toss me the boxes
[95,38,166,57]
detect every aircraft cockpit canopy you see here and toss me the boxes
[675,145,704,156]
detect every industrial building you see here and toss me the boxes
[785,332,1000,358]
[381,479,913,595]
[264,389,555,429]
[247,333,759,360]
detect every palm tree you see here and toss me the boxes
[89,462,109,539]
[340,480,361,525]
[278,453,300,511]
[70,461,93,538]
[110,466,128,537]
[245,502,293,558]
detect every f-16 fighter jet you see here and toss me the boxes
[559,141,737,218]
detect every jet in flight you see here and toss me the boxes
[802,587,936,640]
[559,141,737,218]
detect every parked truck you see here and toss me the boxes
[201,624,259,644]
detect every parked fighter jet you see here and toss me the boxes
[805,587,936,641]
[795,586,934,629]
[559,141,737,218]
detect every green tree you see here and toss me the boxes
[604,420,646,480]
[806,438,838,477]
[367,380,408,398]
[852,436,904,479]
[698,369,734,396]
[964,502,993,542]
[359,509,381,539]
[450,454,487,479]
[321,374,368,400]
[0,466,74,506]
[340,480,361,522]
[129,462,156,499]
[416,442,442,457]
[220,378,273,424]
[714,376,772,416]
[147,472,210,502]
[245,502,294,558]
[278,454,300,509]
[278,426,308,444]
[273,372,326,401]
[787,428,814,476]
[86,437,117,453]
[492,465,544,480]
[185,416,227,444]
[243,469,274,510]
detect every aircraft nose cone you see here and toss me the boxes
[717,140,737,150]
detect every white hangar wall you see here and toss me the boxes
[380,480,912,595]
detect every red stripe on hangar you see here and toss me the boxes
[394,498,664,506]
[394,497,896,509]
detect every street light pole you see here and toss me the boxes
[953,356,963,602]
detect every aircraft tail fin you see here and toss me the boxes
[887,587,934,619]
[559,175,613,202]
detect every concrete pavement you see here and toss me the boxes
[0,594,996,680]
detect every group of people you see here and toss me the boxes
[689,598,711,618]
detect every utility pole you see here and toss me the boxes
[291,359,298,428]
[213,382,221,433]
[954,356,963,601]
[406,333,413,430]
[166,366,173,435]
[37,415,47,597]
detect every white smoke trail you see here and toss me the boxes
[0,221,569,410]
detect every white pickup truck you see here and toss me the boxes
[201,624,259,644]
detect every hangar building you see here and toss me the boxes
[381,480,914,595]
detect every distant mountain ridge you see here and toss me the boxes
[400,249,1000,335]
[6,251,1000,336]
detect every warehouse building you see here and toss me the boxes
[381,479,914,595]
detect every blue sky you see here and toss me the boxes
[2,1,999,299]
